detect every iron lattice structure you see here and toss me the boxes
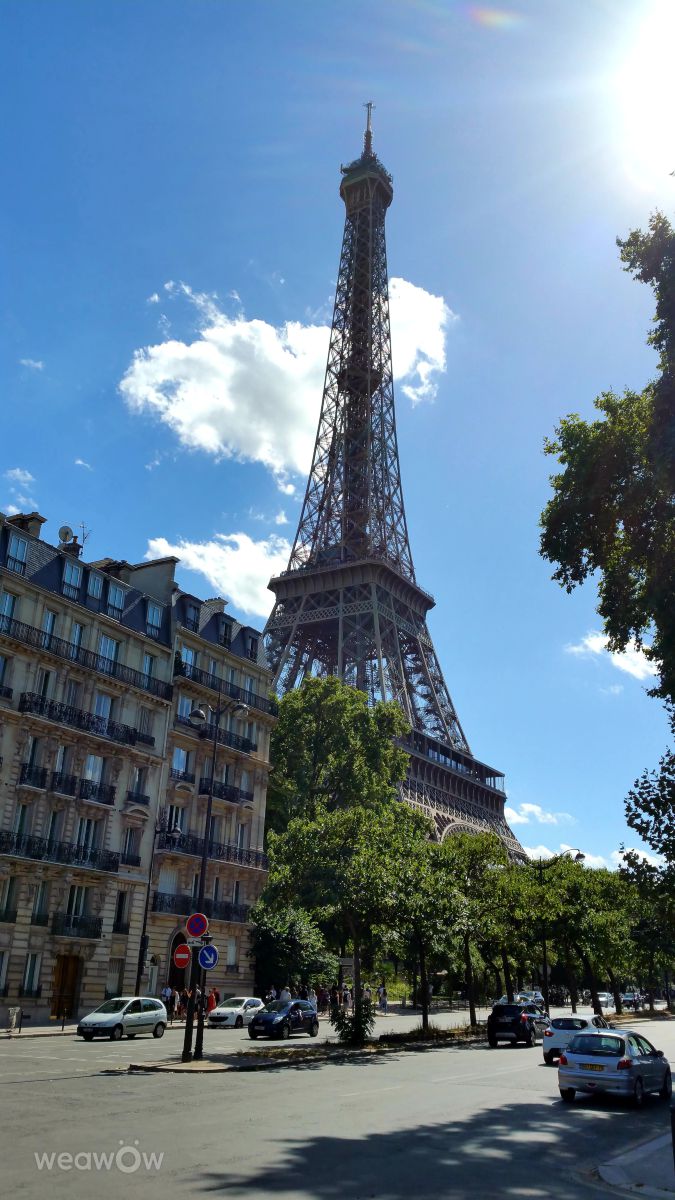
[265,112,524,858]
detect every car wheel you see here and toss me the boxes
[235,1016,243,1029]
[279,1022,290,1040]
[248,1028,258,1040]
[82,1032,94,1042]
[543,1051,555,1065]
[488,1036,497,1048]
[633,1078,645,1108]
[560,1088,575,1103]
[126,1033,137,1039]
[660,1070,672,1101]
[309,1021,319,1037]
[153,1023,165,1039]
[110,1024,124,1041]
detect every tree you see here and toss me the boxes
[249,902,338,993]
[540,213,675,704]
[625,719,675,866]
[265,675,410,837]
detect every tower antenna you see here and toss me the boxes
[363,101,375,156]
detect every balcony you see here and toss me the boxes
[182,615,199,633]
[62,581,80,601]
[0,830,119,873]
[79,778,116,806]
[0,684,12,700]
[197,777,242,804]
[126,791,150,806]
[203,722,256,755]
[0,615,173,700]
[6,555,26,575]
[52,913,103,939]
[156,830,267,870]
[19,985,42,998]
[19,763,48,789]
[19,692,140,747]
[169,768,195,785]
[31,911,50,926]
[152,891,250,923]
[120,851,142,867]
[174,658,275,716]
[51,771,78,797]
[0,907,17,923]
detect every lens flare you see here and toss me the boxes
[616,0,675,191]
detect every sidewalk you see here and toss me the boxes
[599,1131,675,1197]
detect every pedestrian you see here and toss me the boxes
[161,982,172,1005]
[269,984,277,1001]
[180,988,189,1019]
[214,988,221,1005]
[379,986,388,1015]
[207,988,217,1014]
[299,983,309,1001]
[342,986,351,1013]
[363,984,372,1006]
[280,984,292,1002]
[172,988,180,1019]
[308,986,317,1008]
[165,989,176,1024]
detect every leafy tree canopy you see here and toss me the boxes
[249,902,338,991]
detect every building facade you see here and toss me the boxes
[0,511,273,1023]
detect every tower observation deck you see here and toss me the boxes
[264,109,524,858]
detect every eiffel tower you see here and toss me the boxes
[264,107,524,858]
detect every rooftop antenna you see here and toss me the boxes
[79,521,91,548]
[363,101,375,156]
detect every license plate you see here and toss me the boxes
[581,1063,604,1072]
[498,1019,511,1025]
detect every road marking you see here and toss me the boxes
[340,1084,404,1098]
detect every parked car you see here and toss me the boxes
[558,1028,671,1106]
[596,992,614,1010]
[208,997,264,1029]
[487,1002,550,1047]
[543,1014,610,1064]
[621,992,643,1011]
[518,990,546,1007]
[248,999,319,1040]
[77,997,167,1041]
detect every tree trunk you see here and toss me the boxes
[486,960,502,1000]
[501,950,514,1002]
[581,953,602,1015]
[419,941,429,1033]
[566,962,579,1013]
[607,967,623,1015]
[464,935,477,1027]
[353,939,363,1041]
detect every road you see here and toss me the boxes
[1,1012,673,1199]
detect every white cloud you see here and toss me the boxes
[524,844,558,861]
[505,802,573,827]
[5,468,35,487]
[610,847,664,869]
[19,358,43,371]
[565,630,657,682]
[147,293,160,304]
[146,531,291,618]
[274,510,289,526]
[74,458,93,471]
[120,276,455,491]
[4,504,20,516]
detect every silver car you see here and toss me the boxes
[558,1028,671,1106]
[77,996,167,1041]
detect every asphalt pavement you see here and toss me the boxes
[1,1010,673,1199]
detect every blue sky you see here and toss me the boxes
[2,0,674,867]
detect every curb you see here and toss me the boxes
[598,1133,675,1197]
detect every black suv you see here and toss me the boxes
[487,1002,550,1048]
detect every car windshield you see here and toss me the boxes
[494,1005,523,1016]
[568,1034,625,1057]
[552,1018,587,1030]
[218,999,246,1008]
[263,1001,290,1013]
[92,999,129,1014]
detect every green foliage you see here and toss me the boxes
[330,998,375,1046]
[265,675,410,837]
[625,711,675,864]
[249,902,338,991]
[540,213,675,703]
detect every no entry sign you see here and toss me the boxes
[173,943,191,970]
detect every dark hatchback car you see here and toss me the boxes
[248,999,319,1040]
[487,1002,550,1047]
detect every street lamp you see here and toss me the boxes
[181,682,250,1063]
[135,818,182,996]
[532,848,585,1015]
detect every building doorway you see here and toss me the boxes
[51,954,82,1018]
[167,931,188,990]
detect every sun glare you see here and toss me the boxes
[616,0,675,191]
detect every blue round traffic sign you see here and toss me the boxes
[186,912,209,938]
[198,943,219,971]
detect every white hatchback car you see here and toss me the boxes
[543,1013,609,1064]
[77,997,167,1041]
[207,997,264,1029]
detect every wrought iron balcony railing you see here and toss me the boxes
[0,614,172,700]
[169,767,195,785]
[197,777,242,804]
[51,771,78,796]
[120,851,142,867]
[19,762,48,789]
[156,830,267,869]
[19,692,142,747]
[202,722,256,754]
[31,911,50,926]
[126,791,150,806]
[0,907,17,923]
[113,920,130,934]
[52,913,103,939]
[173,659,275,716]
[0,830,119,873]
[0,684,12,700]
[5,555,26,575]
[152,891,250,923]
[79,778,116,806]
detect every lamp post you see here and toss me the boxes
[532,848,585,1015]
[135,819,182,997]
[180,680,249,1063]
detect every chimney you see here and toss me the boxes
[7,512,47,539]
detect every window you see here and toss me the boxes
[107,582,125,619]
[46,809,61,846]
[62,559,82,599]
[166,804,183,834]
[84,754,104,783]
[0,654,8,685]
[239,769,250,795]
[213,877,221,901]
[131,765,146,795]
[138,707,154,738]
[13,804,29,835]
[76,819,97,851]
[208,657,218,679]
[180,644,195,668]
[7,532,28,575]
[191,872,200,899]
[64,678,81,707]
[236,822,248,850]
[0,591,16,622]
[32,881,49,919]
[177,693,192,720]
[184,603,199,632]
[26,735,40,767]
[94,692,113,721]
[87,572,103,600]
[1,877,17,913]
[71,622,85,652]
[22,952,41,995]
[106,958,124,996]
[0,950,7,992]
[54,744,70,773]
[122,828,140,859]
[172,746,188,773]
[98,634,120,668]
[114,891,128,928]
[232,880,240,905]
[146,602,163,637]
[67,884,88,915]
[36,667,51,698]
[42,609,57,638]
[142,652,155,679]
[244,675,254,696]
[220,621,232,648]
[226,937,237,966]
[248,637,259,661]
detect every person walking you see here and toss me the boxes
[280,984,291,1002]
[165,988,176,1024]
[379,986,388,1015]
[207,988,217,1015]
